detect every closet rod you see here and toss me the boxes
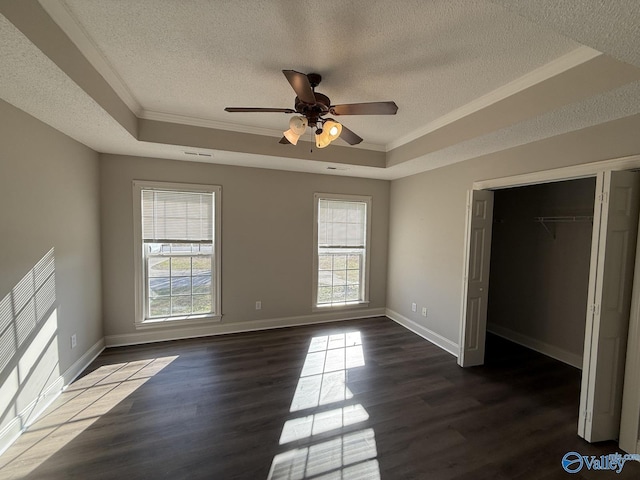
[533,216,593,239]
[534,215,593,223]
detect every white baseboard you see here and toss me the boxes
[62,338,106,385]
[385,308,459,357]
[0,338,105,457]
[487,324,583,369]
[105,308,386,347]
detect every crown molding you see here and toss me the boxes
[385,46,602,151]
[39,0,142,115]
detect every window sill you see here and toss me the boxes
[312,301,370,313]
[135,314,222,330]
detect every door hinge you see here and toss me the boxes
[598,192,608,204]
[589,303,601,315]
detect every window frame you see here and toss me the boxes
[133,180,222,328]
[312,192,372,311]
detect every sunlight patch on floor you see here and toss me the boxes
[271,331,380,479]
[0,355,177,478]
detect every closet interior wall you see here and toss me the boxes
[487,178,597,366]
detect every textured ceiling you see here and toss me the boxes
[57,0,580,147]
[493,0,640,68]
[1,0,640,179]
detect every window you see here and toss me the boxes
[313,193,371,308]
[133,181,221,327]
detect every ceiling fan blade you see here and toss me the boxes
[330,101,398,116]
[282,70,316,104]
[339,125,363,145]
[225,107,295,113]
[279,136,291,144]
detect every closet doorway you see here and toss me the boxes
[458,170,640,445]
[486,178,595,371]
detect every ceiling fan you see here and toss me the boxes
[225,70,398,148]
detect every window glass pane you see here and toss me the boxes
[171,277,191,295]
[192,256,212,275]
[192,275,211,294]
[318,271,332,287]
[193,295,212,314]
[149,298,171,317]
[332,271,347,287]
[171,244,192,254]
[318,287,332,304]
[148,257,170,277]
[347,254,361,270]
[333,255,346,270]
[171,296,191,315]
[171,257,191,276]
[347,270,360,285]
[346,285,360,302]
[318,255,332,271]
[149,278,170,297]
[332,286,346,303]
[147,243,162,254]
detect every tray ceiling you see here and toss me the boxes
[1,0,639,179]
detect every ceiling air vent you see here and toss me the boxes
[184,151,213,157]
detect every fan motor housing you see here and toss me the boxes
[295,92,330,125]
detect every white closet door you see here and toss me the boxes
[458,189,494,367]
[579,170,640,442]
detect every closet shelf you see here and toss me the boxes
[534,215,593,239]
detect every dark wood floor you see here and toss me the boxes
[1,316,639,479]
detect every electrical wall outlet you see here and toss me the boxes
[421,307,427,317]
[71,334,77,349]
[411,302,417,312]
[255,301,262,310]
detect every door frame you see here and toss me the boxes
[461,153,640,452]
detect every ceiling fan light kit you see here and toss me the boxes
[315,119,342,148]
[283,116,308,145]
[225,70,398,148]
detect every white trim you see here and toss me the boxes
[385,46,601,151]
[105,307,386,347]
[473,154,640,191]
[40,0,142,115]
[385,308,459,357]
[620,209,640,454]
[487,324,583,369]
[132,180,222,328]
[136,314,222,330]
[61,337,106,386]
[312,193,372,310]
[0,338,105,457]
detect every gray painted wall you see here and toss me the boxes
[0,99,102,435]
[487,179,596,361]
[387,113,640,347]
[99,155,389,341]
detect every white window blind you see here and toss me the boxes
[318,199,366,247]
[142,190,213,243]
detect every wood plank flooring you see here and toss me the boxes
[1,316,639,479]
